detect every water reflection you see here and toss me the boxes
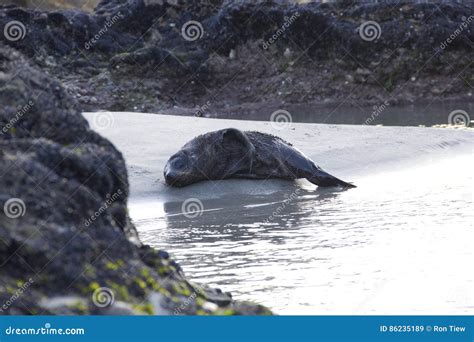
[131,154,474,314]
[161,186,344,245]
[206,101,474,127]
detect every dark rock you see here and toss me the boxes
[1,1,472,113]
[0,44,271,315]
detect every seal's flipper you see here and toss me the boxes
[221,128,255,155]
[307,169,356,188]
[220,128,256,176]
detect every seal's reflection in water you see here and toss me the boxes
[133,152,473,313]
[152,183,371,311]
[161,184,345,246]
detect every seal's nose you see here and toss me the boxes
[164,167,181,186]
[164,169,174,184]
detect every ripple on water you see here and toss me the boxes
[131,154,474,314]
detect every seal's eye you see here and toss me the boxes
[172,155,187,170]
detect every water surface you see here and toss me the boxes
[130,153,473,314]
[205,101,474,126]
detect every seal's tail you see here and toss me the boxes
[308,169,356,188]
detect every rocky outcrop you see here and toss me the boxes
[0,1,472,114]
[5,0,99,11]
[0,44,271,315]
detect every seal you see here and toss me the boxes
[164,128,356,188]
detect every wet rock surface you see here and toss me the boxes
[0,45,271,315]
[0,0,472,116]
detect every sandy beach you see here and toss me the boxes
[85,112,472,201]
[82,112,474,314]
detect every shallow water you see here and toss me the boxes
[130,152,473,314]
[206,101,474,127]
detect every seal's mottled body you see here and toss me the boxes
[164,128,355,188]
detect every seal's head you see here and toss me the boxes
[163,149,201,187]
[164,128,256,187]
